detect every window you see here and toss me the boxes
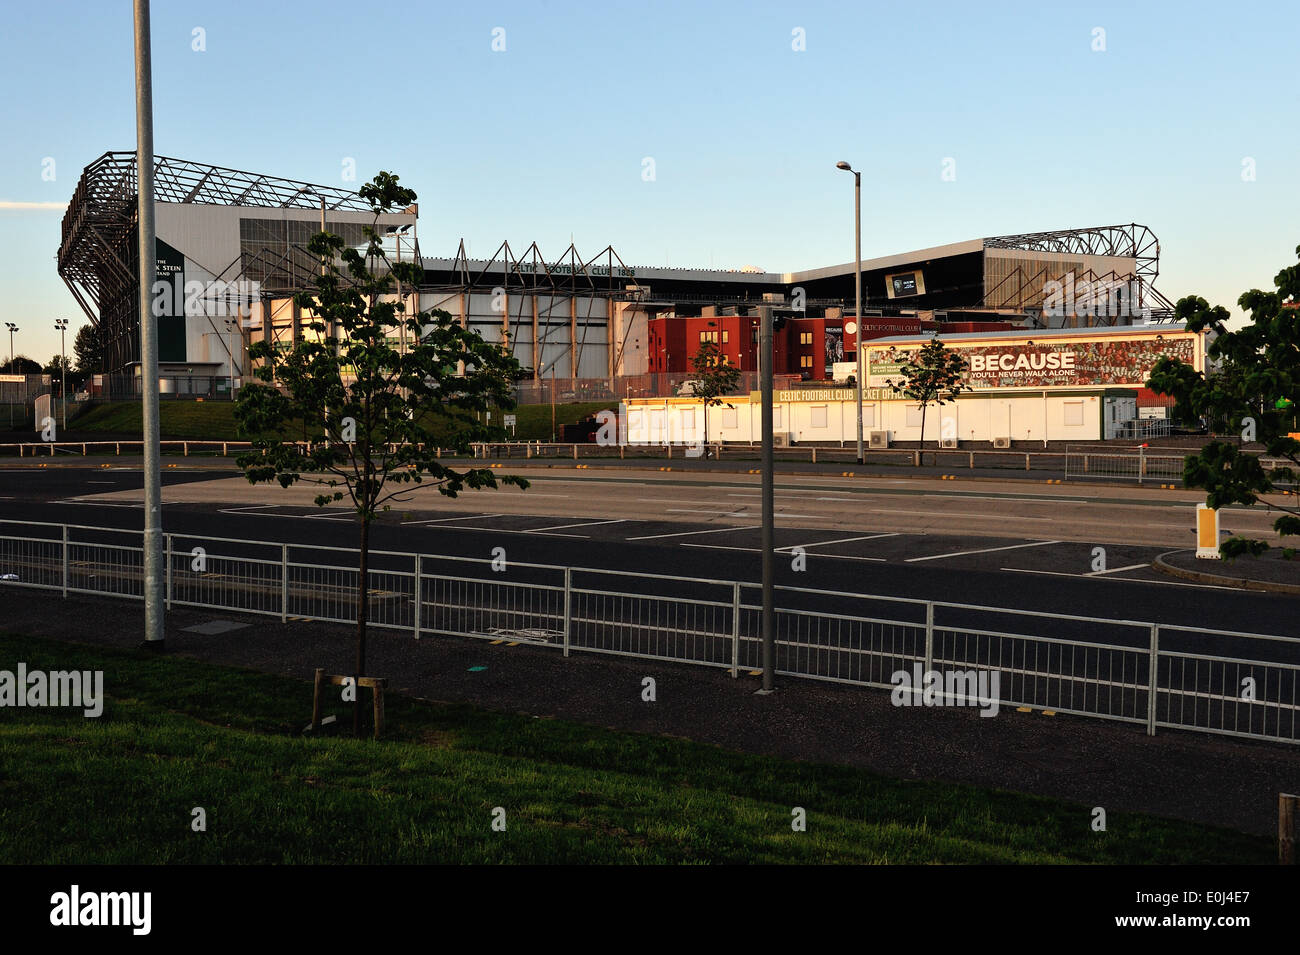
[1063,400,1085,427]
[810,405,828,428]
[800,332,813,345]
[698,330,718,344]
[905,404,924,428]
[680,409,695,430]
[800,355,814,368]
[722,330,729,344]
[722,408,738,429]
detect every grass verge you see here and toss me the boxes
[67,400,617,444]
[0,632,1269,864]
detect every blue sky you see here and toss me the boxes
[1,0,1297,361]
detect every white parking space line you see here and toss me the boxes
[1002,566,1236,591]
[402,513,505,525]
[219,504,284,514]
[415,524,590,538]
[775,532,899,553]
[627,524,762,541]
[667,508,747,515]
[533,519,627,532]
[1086,562,1150,576]
[906,540,1062,563]
[682,543,886,562]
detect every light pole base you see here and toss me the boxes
[754,687,775,696]
[138,639,166,653]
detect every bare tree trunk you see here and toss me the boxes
[355,511,369,737]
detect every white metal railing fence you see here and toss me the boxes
[1064,444,1186,483]
[1,519,1296,745]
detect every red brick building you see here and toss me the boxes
[646,311,1017,381]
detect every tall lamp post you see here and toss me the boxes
[134,0,165,649]
[3,323,16,430]
[295,186,330,439]
[54,319,68,430]
[835,161,864,464]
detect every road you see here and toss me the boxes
[0,460,1295,639]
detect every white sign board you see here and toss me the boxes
[503,414,517,427]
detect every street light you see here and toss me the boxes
[293,186,327,242]
[3,323,16,430]
[836,161,864,464]
[54,319,68,430]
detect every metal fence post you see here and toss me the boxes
[280,543,289,623]
[164,533,172,610]
[413,554,422,640]
[1138,445,1146,485]
[731,581,741,678]
[562,567,572,657]
[61,524,69,598]
[924,601,934,673]
[1147,624,1159,736]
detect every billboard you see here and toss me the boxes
[154,238,187,363]
[824,325,844,366]
[866,334,1198,391]
[885,270,925,299]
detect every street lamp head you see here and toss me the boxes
[835,161,852,171]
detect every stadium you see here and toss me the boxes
[57,152,1179,403]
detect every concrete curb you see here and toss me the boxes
[1153,549,1300,595]
[0,453,1192,492]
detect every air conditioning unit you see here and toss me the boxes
[939,438,958,449]
[993,436,1012,449]
[773,432,794,448]
[869,430,890,450]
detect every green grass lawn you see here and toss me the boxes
[70,401,243,441]
[68,400,617,444]
[0,633,1269,864]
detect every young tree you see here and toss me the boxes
[688,322,741,457]
[1147,253,1300,558]
[73,324,103,376]
[886,338,969,465]
[234,171,529,736]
